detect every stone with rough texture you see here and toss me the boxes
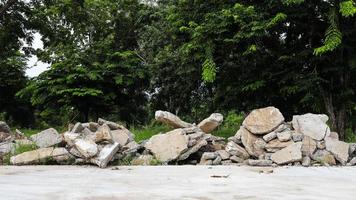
[302,156,311,167]
[98,118,121,130]
[178,139,207,161]
[292,113,330,141]
[349,143,356,155]
[291,131,304,142]
[52,148,74,164]
[247,159,273,166]
[277,131,291,142]
[72,122,84,133]
[301,136,317,156]
[63,132,80,147]
[74,139,98,158]
[131,155,155,165]
[240,127,265,157]
[328,132,339,140]
[265,139,294,153]
[225,141,250,159]
[263,131,277,142]
[212,156,222,165]
[10,147,72,165]
[111,127,134,146]
[30,128,63,148]
[90,143,119,168]
[271,142,302,165]
[0,121,10,133]
[0,141,14,154]
[242,106,285,134]
[197,113,223,133]
[311,150,336,166]
[230,155,244,163]
[325,137,349,165]
[93,124,113,143]
[155,110,192,129]
[201,152,217,160]
[145,129,189,162]
[347,157,356,166]
[216,150,230,160]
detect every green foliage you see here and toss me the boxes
[132,124,171,142]
[281,0,305,6]
[340,0,356,17]
[314,9,342,56]
[223,111,245,130]
[202,58,217,83]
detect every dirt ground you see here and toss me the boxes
[0,165,356,200]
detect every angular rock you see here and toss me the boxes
[111,127,134,146]
[155,110,192,129]
[0,121,10,133]
[69,147,82,158]
[230,155,244,163]
[265,139,294,153]
[225,141,249,159]
[240,127,265,157]
[72,122,84,133]
[197,113,223,133]
[131,154,155,166]
[199,159,213,165]
[74,139,98,158]
[10,147,72,165]
[271,142,302,165]
[328,132,339,140]
[349,143,356,155]
[347,157,356,166]
[302,156,311,167]
[291,131,304,142]
[292,113,330,141]
[277,131,291,142]
[0,141,14,154]
[242,106,285,134]
[63,132,80,147]
[247,159,273,166]
[93,124,113,143]
[90,143,119,168]
[201,152,217,160]
[52,148,74,164]
[145,129,189,162]
[301,136,317,156]
[325,137,349,165]
[212,156,222,165]
[88,122,100,132]
[263,131,277,142]
[30,128,63,148]
[98,118,121,130]
[178,139,207,161]
[216,150,230,160]
[15,139,33,146]
[311,149,336,166]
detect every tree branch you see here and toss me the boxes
[0,0,17,17]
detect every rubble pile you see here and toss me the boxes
[1,106,356,168]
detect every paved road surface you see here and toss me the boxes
[0,165,356,200]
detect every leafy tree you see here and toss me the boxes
[0,0,35,126]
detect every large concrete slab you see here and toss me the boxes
[0,165,356,200]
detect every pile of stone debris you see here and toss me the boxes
[1,106,356,168]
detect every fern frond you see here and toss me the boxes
[314,9,342,56]
[202,58,217,83]
[340,0,356,17]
